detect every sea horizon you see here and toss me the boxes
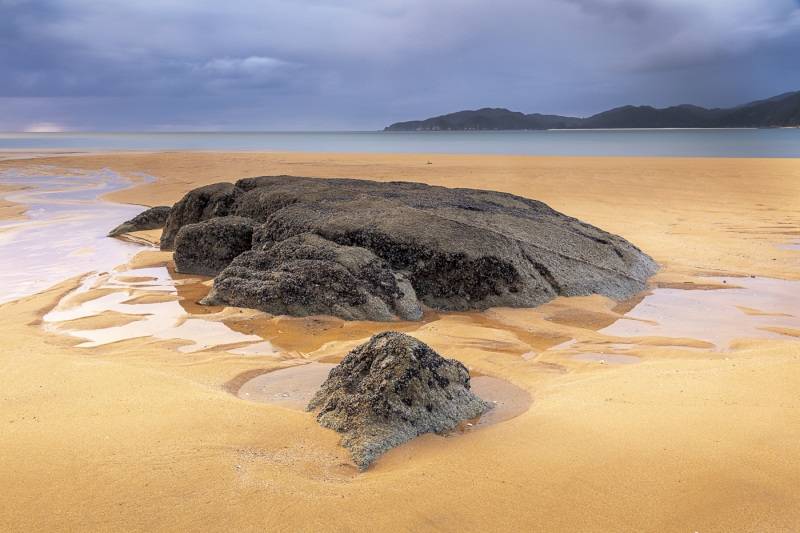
[1,128,799,158]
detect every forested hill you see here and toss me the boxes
[384,91,800,130]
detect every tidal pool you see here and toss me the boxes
[237,363,532,431]
[776,239,800,252]
[44,267,262,353]
[0,167,150,303]
[600,277,800,350]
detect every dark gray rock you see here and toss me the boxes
[242,176,658,310]
[108,206,171,237]
[306,332,490,471]
[202,233,422,321]
[160,182,243,250]
[173,216,256,276]
[164,174,658,319]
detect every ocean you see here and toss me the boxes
[1,129,799,158]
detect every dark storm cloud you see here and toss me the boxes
[1,0,799,130]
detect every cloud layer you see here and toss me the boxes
[1,0,799,130]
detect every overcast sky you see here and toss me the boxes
[2,0,799,131]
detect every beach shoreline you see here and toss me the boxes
[1,151,799,532]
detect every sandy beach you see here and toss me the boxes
[2,151,800,532]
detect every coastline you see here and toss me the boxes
[1,151,800,532]
[3,150,797,280]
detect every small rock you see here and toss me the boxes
[108,206,171,237]
[306,332,492,471]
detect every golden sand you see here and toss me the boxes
[0,184,31,221]
[1,152,800,531]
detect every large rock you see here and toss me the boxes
[160,183,243,250]
[203,233,422,321]
[108,206,171,237]
[157,175,659,319]
[241,176,658,310]
[306,332,490,471]
[173,216,256,276]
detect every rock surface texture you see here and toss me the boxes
[173,216,257,276]
[108,206,171,237]
[305,332,490,470]
[202,233,422,321]
[160,183,242,250]
[159,175,658,320]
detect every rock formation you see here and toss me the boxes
[306,332,490,470]
[108,206,171,237]
[149,175,658,320]
[173,216,257,276]
[201,233,423,321]
[160,182,243,250]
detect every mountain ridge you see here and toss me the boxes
[384,91,800,130]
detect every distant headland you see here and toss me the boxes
[384,90,800,130]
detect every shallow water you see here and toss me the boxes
[237,362,532,430]
[776,240,800,252]
[600,277,800,350]
[463,376,532,429]
[0,168,150,303]
[20,167,797,360]
[45,263,800,359]
[237,362,336,410]
[44,267,262,353]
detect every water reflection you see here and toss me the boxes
[0,167,150,303]
[776,240,800,252]
[600,277,800,350]
[44,267,262,353]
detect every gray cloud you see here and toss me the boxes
[0,0,799,130]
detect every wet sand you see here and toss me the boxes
[0,167,150,303]
[2,152,800,532]
[0,184,31,220]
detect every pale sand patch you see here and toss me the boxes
[758,327,800,338]
[737,305,794,317]
[121,292,182,305]
[116,228,162,247]
[1,152,800,532]
[119,249,173,271]
[0,184,31,221]
[114,275,158,283]
[54,286,123,310]
[54,309,148,330]
[0,204,29,221]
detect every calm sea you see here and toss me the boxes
[1,129,799,158]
